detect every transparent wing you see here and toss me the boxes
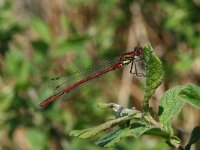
[48,57,120,100]
[61,75,102,101]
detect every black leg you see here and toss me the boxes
[130,60,134,74]
[129,58,145,77]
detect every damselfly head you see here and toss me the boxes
[134,47,144,55]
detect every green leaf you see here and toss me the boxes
[144,127,170,139]
[145,128,180,147]
[143,44,164,112]
[178,84,200,109]
[165,136,181,148]
[96,123,153,147]
[96,127,132,147]
[159,84,200,134]
[185,126,200,150]
[69,114,134,138]
[96,122,180,148]
[96,123,168,147]
[158,86,184,133]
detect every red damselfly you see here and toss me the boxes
[40,47,144,107]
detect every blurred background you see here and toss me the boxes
[0,0,200,150]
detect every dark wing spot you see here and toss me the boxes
[56,85,60,89]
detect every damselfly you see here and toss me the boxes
[40,47,144,107]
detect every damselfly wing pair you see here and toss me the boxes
[40,47,145,108]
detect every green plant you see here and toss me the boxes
[69,44,200,149]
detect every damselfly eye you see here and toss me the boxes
[134,47,139,51]
[134,47,143,54]
[138,48,144,54]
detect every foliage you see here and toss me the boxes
[142,44,164,112]
[0,0,200,150]
[70,44,200,149]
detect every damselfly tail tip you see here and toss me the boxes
[39,101,46,108]
[39,94,59,108]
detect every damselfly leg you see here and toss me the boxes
[130,56,146,77]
